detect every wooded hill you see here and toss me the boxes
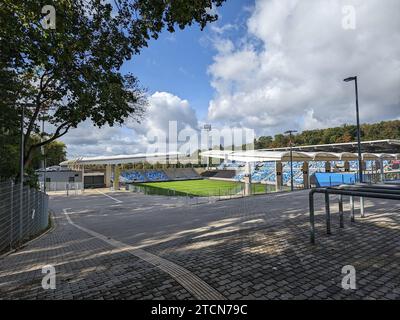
[254,120,400,149]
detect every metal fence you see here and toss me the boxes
[126,182,291,206]
[127,183,246,205]
[363,171,400,184]
[39,181,83,193]
[0,181,49,254]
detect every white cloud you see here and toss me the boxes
[210,23,237,35]
[61,91,199,158]
[127,91,198,138]
[60,90,255,159]
[207,0,400,136]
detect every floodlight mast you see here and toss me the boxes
[204,124,212,169]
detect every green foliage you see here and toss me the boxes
[0,131,67,180]
[255,120,400,149]
[0,0,225,179]
[0,105,20,180]
[28,136,67,169]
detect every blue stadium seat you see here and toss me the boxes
[120,170,146,182]
[145,170,169,181]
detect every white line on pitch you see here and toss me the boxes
[96,190,123,203]
[63,209,225,300]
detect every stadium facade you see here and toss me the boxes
[55,140,400,193]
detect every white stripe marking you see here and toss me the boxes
[63,209,225,300]
[96,190,122,203]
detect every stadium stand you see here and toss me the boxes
[181,168,201,179]
[217,161,246,170]
[120,168,199,183]
[233,161,334,186]
[120,170,146,183]
[200,171,218,178]
[163,168,200,180]
[120,160,390,185]
[202,170,237,179]
[144,170,169,181]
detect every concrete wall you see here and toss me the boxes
[37,170,82,183]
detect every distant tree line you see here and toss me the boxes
[254,120,400,149]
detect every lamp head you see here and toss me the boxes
[344,76,356,82]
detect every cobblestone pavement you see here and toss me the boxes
[0,189,399,299]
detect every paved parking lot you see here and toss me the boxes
[0,189,399,299]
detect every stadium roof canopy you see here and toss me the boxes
[60,140,400,166]
[260,139,400,153]
[201,139,400,163]
[60,152,182,166]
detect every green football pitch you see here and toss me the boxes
[140,179,268,197]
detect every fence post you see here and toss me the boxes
[19,183,23,245]
[309,190,315,244]
[44,193,48,230]
[27,187,30,239]
[338,194,344,228]
[350,196,355,222]
[10,180,14,250]
[360,197,365,218]
[325,191,331,235]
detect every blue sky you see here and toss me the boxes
[63,0,400,157]
[122,0,253,121]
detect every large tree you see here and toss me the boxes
[0,0,225,175]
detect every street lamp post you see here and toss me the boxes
[19,104,25,243]
[284,130,297,192]
[40,113,47,193]
[344,76,363,183]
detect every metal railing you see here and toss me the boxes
[126,182,288,205]
[309,184,400,244]
[0,181,49,254]
[39,181,83,193]
[363,171,400,184]
[127,183,246,205]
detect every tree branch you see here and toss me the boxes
[24,122,71,166]
[23,72,49,146]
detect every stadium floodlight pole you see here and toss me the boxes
[344,76,363,183]
[284,130,297,191]
[204,124,212,169]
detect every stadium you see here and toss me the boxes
[2,0,400,306]
[2,139,400,301]
[54,139,400,197]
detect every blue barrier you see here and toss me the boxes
[313,172,358,187]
